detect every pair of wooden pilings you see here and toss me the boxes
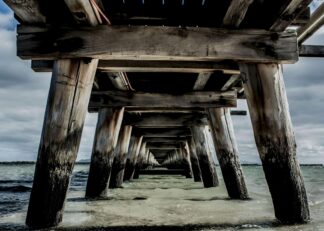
[25,60,309,228]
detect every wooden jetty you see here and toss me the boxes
[3,0,324,228]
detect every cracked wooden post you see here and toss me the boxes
[85,108,124,198]
[109,125,133,188]
[124,135,143,181]
[240,63,310,223]
[26,59,98,229]
[188,138,202,182]
[191,126,219,187]
[207,108,249,199]
[133,142,147,179]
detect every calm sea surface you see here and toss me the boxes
[0,164,323,230]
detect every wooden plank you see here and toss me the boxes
[193,73,212,90]
[4,0,46,24]
[270,0,313,32]
[64,0,100,26]
[123,113,208,127]
[223,0,253,27]
[90,90,237,108]
[221,74,240,91]
[292,7,311,26]
[31,60,240,73]
[144,137,187,143]
[240,63,309,223]
[147,143,180,149]
[18,26,298,63]
[299,45,324,57]
[298,3,324,44]
[25,59,98,228]
[137,128,191,137]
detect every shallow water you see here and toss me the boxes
[0,164,323,230]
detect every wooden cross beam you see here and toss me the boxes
[147,143,181,149]
[143,137,188,143]
[89,91,237,108]
[135,127,192,137]
[17,25,298,63]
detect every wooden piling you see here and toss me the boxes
[207,108,249,199]
[188,138,202,182]
[109,125,133,188]
[26,59,98,228]
[240,63,310,223]
[180,144,193,178]
[191,126,219,187]
[123,135,143,181]
[85,108,124,198]
[133,142,147,179]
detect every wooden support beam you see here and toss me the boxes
[18,26,298,63]
[64,0,101,26]
[180,146,193,178]
[188,138,202,182]
[123,113,208,127]
[298,3,324,44]
[144,137,188,143]
[133,142,147,179]
[207,108,249,199]
[109,125,133,188]
[147,143,181,149]
[193,73,212,90]
[4,0,46,24]
[123,135,143,181]
[137,128,191,137]
[191,126,219,188]
[85,108,124,198]
[299,45,324,58]
[240,63,309,223]
[31,60,240,74]
[90,91,237,108]
[223,0,253,28]
[25,59,98,229]
[221,74,241,91]
[270,0,313,32]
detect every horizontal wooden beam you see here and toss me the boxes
[123,113,208,127]
[18,25,298,63]
[136,128,191,137]
[147,143,181,149]
[90,91,237,108]
[144,137,188,143]
[299,45,324,58]
[31,60,240,74]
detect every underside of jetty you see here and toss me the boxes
[4,0,324,229]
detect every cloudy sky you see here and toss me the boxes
[0,2,323,164]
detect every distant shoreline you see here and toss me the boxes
[0,162,322,167]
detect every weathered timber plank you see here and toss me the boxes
[193,73,212,90]
[90,91,237,108]
[64,0,100,26]
[188,138,202,182]
[4,0,46,24]
[86,108,124,198]
[123,113,208,127]
[221,74,241,91]
[208,108,249,199]
[18,26,298,63]
[298,3,324,44]
[299,45,324,57]
[124,135,143,181]
[240,63,309,223]
[270,0,313,32]
[137,128,191,137]
[31,60,240,73]
[25,59,98,229]
[144,137,187,143]
[147,143,181,149]
[223,0,253,27]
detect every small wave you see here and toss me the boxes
[0,180,33,184]
[0,185,31,192]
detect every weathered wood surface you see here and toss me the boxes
[26,59,98,228]
[191,126,219,188]
[188,138,202,182]
[299,45,324,58]
[180,147,193,178]
[137,127,191,137]
[147,143,181,149]
[124,136,143,181]
[133,142,147,179]
[64,0,100,26]
[31,60,239,74]
[221,74,241,91]
[85,108,124,198]
[18,26,298,63]
[297,2,324,44]
[109,125,133,188]
[90,91,237,108]
[270,0,313,32]
[144,137,187,143]
[223,0,253,27]
[4,0,46,24]
[123,113,208,127]
[193,73,212,90]
[208,108,249,199]
[240,63,309,223]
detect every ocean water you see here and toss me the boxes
[0,164,323,230]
